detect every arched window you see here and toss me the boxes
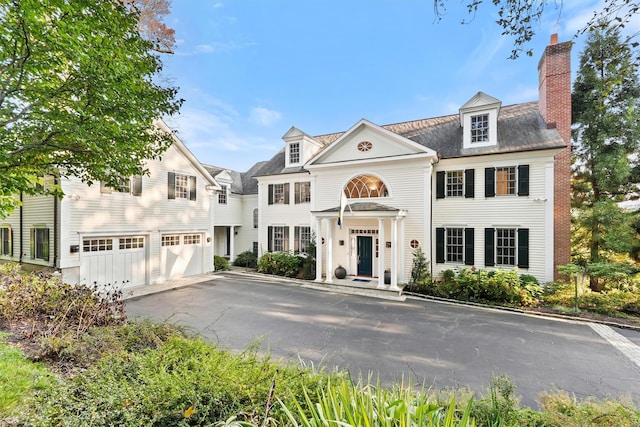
[344,175,388,198]
[253,209,258,228]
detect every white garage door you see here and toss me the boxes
[161,233,203,280]
[80,236,146,289]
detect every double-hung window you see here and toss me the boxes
[268,183,290,205]
[435,227,474,265]
[267,226,289,252]
[484,228,529,268]
[436,170,475,199]
[0,226,11,256]
[31,227,50,261]
[294,226,311,253]
[168,172,196,200]
[101,176,143,196]
[470,114,489,143]
[218,186,228,204]
[289,142,300,164]
[485,165,529,197]
[295,182,311,204]
[253,209,258,228]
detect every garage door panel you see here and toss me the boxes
[161,233,203,280]
[80,236,146,290]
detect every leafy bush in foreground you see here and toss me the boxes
[258,252,303,277]
[214,255,231,271]
[234,250,258,269]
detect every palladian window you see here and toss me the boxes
[344,175,388,198]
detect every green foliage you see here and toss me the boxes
[571,24,640,279]
[279,375,475,427]
[0,334,55,421]
[423,268,542,307]
[544,281,640,319]
[408,246,431,292]
[537,391,640,426]
[258,252,303,278]
[234,251,258,269]
[215,255,231,271]
[299,235,316,280]
[470,376,520,427]
[33,337,329,426]
[0,0,181,216]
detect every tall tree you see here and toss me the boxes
[0,0,182,216]
[571,24,640,290]
[433,1,640,58]
[123,0,176,54]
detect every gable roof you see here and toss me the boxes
[203,160,268,195]
[154,119,219,189]
[255,101,566,178]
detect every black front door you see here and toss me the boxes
[357,236,373,276]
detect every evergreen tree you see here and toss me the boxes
[572,24,640,290]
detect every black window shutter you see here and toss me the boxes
[517,165,529,196]
[464,228,475,265]
[284,183,290,204]
[517,228,529,268]
[435,228,445,263]
[484,228,495,266]
[268,227,273,252]
[189,176,197,200]
[30,228,35,259]
[436,171,445,199]
[294,226,300,252]
[465,169,475,198]
[132,176,142,196]
[167,172,175,199]
[283,226,290,251]
[268,184,274,205]
[295,182,300,204]
[485,168,495,197]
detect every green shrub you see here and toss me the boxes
[234,250,258,269]
[538,391,640,426]
[258,252,303,277]
[34,337,329,426]
[214,255,230,271]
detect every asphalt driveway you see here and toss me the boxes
[126,272,640,408]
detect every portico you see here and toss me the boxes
[312,202,407,291]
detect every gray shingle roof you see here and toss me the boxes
[203,161,269,195]
[257,102,566,178]
[315,202,400,213]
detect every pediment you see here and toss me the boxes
[215,170,233,183]
[306,119,437,167]
[459,92,502,125]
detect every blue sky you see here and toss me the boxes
[159,0,637,172]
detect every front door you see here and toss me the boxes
[357,236,373,276]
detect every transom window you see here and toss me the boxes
[289,142,300,164]
[83,238,113,252]
[446,170,464,197]
[161,235,180,246]
[119,237,144,250]
[446,228,464,263]
[496,228,516,266]
[471,114,489,143]
[344,175,388,198]
[496,167,516,195]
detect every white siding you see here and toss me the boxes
[431,150,556,283]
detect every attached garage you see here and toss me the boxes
[80,236,147,289]
[160,233,204,280]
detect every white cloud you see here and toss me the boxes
[458,33,506,78]
[250,107,282,127]
[213,2,223,8]
[176,41,256,56]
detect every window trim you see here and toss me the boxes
[294,181,311,204]
[484,165,529,198]
[294,226,311,253]
[289,142,300,164]
[267,226,289,252]
[218,185,228,205]
[484,227,529,268]
[436,169,474,199]
[31,227,50,261]
[0,226,12,257]
[168,172,196,201]
[435,227,474,265]
[253,209,258,228]
[268,183,290,205]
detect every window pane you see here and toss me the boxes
[496,167,516,195]
[496,228,516,265]
[290,142,300,163]
[175,174,189,199]
[446,170,464,197]
[446,228,463,263]
[471,114,489,143]
[344,175,388,198]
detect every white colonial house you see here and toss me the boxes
[250,35,573,287]
[0,120,219,289]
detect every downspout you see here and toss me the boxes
[19,192,23,263]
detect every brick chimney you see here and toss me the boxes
[538,34,572,279]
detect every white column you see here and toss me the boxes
[377,218,386,289]
[315,217,323,282]
[326,218,334,283]
[390,218,400,290]
[229,226,235,262]
[399,216,405,284]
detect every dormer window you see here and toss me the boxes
[470,114,489,143]
[289,142,300,164]
[460,92,501,149]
